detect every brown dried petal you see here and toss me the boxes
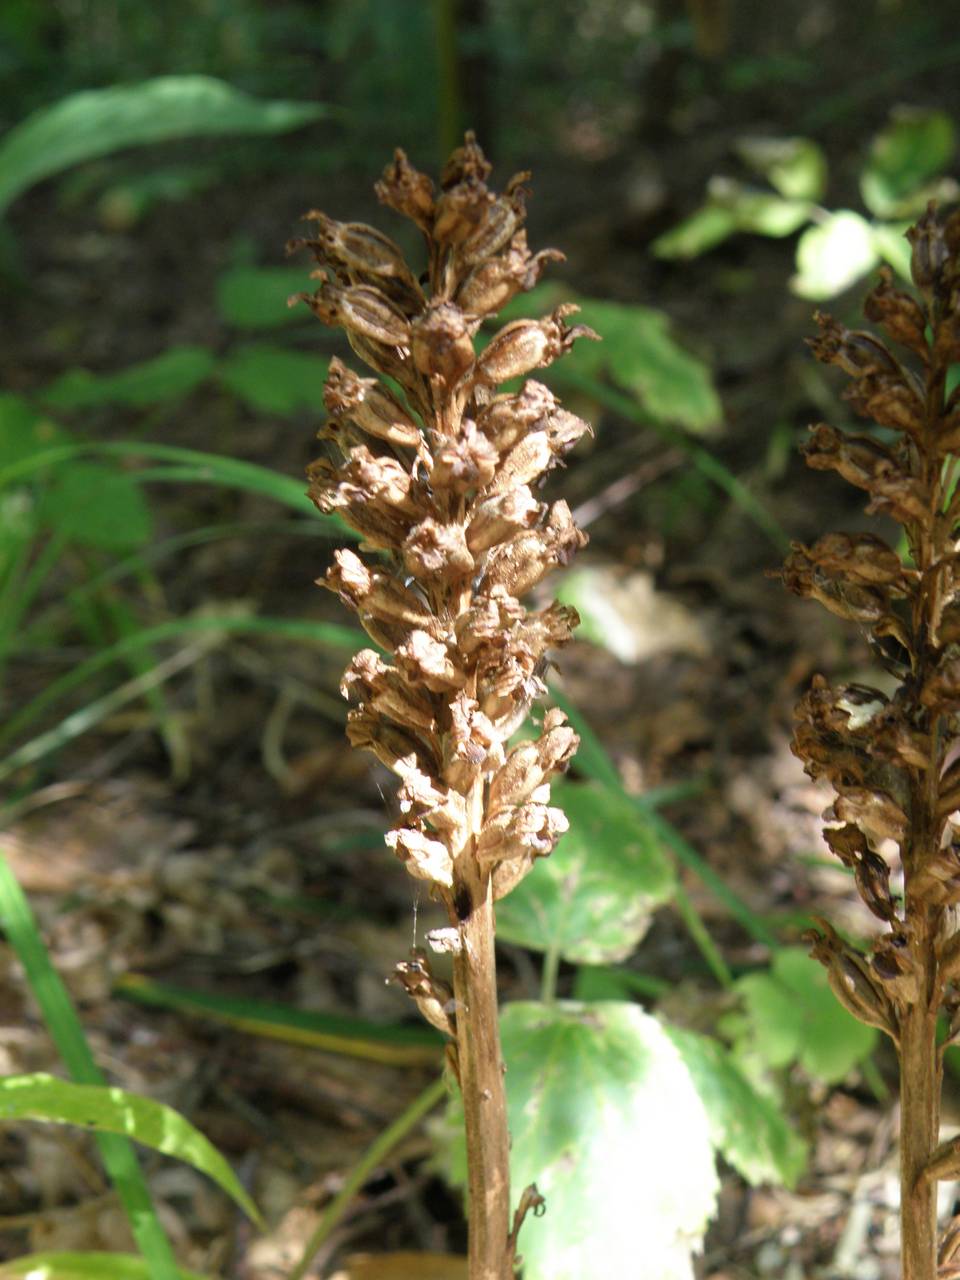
[488,715,578,812]
[395,629,463,693]
[804,531,907,589]
[403,518,475,581]
[863,266,929,358]
[431,420,499,492]
[324,548,436,632]
[482,500,587,598]
[832,786,909,844]
[467,486,543,553]
[477,802,568,866]
[448,692,504,770]
[809,313,901,378]
[390,951,457,1036]
[920,658,960,711]
[457,234,564,316]
[323,357,422,449]
[440,131,493,188]
[907,202,950,293]
[300,282,412,347]
[477,380,560,452]
[459,188,527,265]
[411,302,477,384]
[475,305,600,386]
[805,921,898,1035]
[375,148,435,231]
[385,826,454,887]
[346,709,436,777]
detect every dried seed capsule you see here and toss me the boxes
[411,302,476,384]
[323,357,423,449]
[375,148,435,230]
[391,950,457,1036]
[386,827,455,888]
[475,305,599,385]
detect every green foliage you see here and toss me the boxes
[502,283,722,434]
[39,462,153,551]
[218,345,328,413]
[0,76,325,216]
[665,1025,807,1187]
[0,1073,261,1224]
[496,779,675,963]
[724,946,878,1084]
[216,264,314,329]
[42,348,215,410]
[653,107,959,299]
[443,1001,719,1280]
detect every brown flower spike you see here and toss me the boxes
[784,204,960,1280]
[291,135,595,1279]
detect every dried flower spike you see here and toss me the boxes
[784,203,960,1280]
[292,134,596,1279]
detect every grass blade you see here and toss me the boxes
[0,856,180,1279]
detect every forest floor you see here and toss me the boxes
[0,129,950,1280]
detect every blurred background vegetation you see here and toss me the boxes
[3,3,960,1279]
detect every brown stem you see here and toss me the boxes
[453,856,512,1280]
[899,972,941,1280]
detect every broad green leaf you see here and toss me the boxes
[0,1073,261,1224]
[651,203,739,259]
[218,345,328,413]
[40,462,152,550]
[704,176,811,237]
[507,283,722,434]
[735,135,828,201]
[0,1253,212,1280]
[791,210,878,299]
[872,220,913,282]
[495,780,675,963]
[0,394,69,472]
[0,77,325,215]
[729,947,877,1083]
[217,265,314,329]
[41,348,215,410]
[442,1002,718,1280]
[860,107,956,218]
[665,1025,807,1188]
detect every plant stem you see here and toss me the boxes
[899,967,940,1279]
[453,854,511,1280]
[540,941,561,1005]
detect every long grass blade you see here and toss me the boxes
[0,856,180,1280]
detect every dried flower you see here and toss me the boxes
[293,134,596,1279]
[783,202,960,1278]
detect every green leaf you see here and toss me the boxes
[0,76,325,215]
[651,203,740,259]
[731,947,877,1083]
[0,394,69,472]
[218,345,328,413]
[0,1073,261,1224]
[41,348,215,410]
[0,1253,212,1280]
[217,265,314,329]
[665,1025,807,1188]
[735,135,828,202]
[509,283,721,434]
[495,780,675,963]
[860,107,956,218]
[442,1002,718,1280]
[40,462,152,550]
[705,177,812,238]
[791,210,878,299]
[872,220,914,282]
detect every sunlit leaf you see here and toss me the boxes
[441,1001,718,1280]
[665,1025,807,1187]
[0,1073,261,1225]
[791,210,878,299]
[506,283,721,433]
[872,220,913,282]
[860,107,956,218]
[735,135,828,201]
[0,1252,211,1280]
[0,76,325,215]
[728,947,877,1083]
[41,348,215,410]
[218,345,328,413]
[40,462,152,550]
[651,203,739,259]
[495,780,675,963]
[217,265,314,329]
